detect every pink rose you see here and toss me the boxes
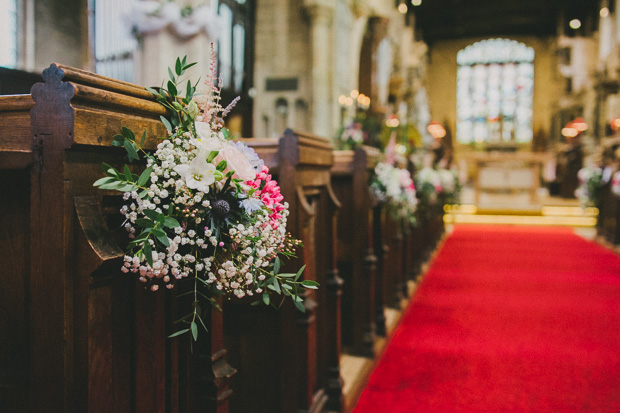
[215,142,256,181]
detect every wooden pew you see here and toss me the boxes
[227,130,343,413]
[0,64,234,412]
[331,147,379,357]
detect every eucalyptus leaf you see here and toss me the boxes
[122,127,135,141]
[137,166,153,187]
[164,217,180,228]
[190,321,198,341]
[124,140,139,163]
[293,299,305,313]
[135,218,154,228]
[295,265,306,282]
[301,280,319,289]
[143,209,160,220]
[160,116,173,133]
[273,256,281,275]
[144,243,153,267]
[168,328,190,338]
[262,292,270,306]
[93,177,116,187]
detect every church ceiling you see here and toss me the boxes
[408,0,602,44]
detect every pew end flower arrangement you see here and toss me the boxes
[576,165,604,208]
[370,161,418,228]
[94,55,315,341]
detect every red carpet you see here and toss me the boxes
[354,225,620,413]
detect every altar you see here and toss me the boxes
[461,152,552,205]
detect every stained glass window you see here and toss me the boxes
[456,39,534,144]
[0,0,17,68]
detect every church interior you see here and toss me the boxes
[1,0,620,412]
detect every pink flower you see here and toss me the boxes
[246,165,286,228]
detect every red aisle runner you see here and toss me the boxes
[354,224,620,413]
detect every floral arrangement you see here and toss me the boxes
[127,1,223,40]
[370,162,418,226]
[575,166,604,207]
[415,167,443,207]
[437,168,460,205]
[334,122,366,150]
[94,54,314,340]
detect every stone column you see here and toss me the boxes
[304,0,334,138]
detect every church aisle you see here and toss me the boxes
[353,224,620,413]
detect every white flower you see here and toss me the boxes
[173,156,216,193]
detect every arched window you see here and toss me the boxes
[456,38,534,145]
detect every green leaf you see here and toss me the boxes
[216,160,227,171]
[184,62,197,71]
[167,80,177,97]
[137,166,153,187]
[119,183,138,192]
[135,218,154,228]
[143,209,160,220]
[143,243,153,267]
[186,80,193,100]
[277,273,296,278]
[206,150,219,163]
[267,282,281,294]
[124,165,133,182]
[273,257,281,275]
[293,299,305,312]
[155,233,170,247]
[301,280,319,289]
[160,116,173,132]
[124,140,139,163]
[262,292,270,306]
[93,176,116,187]
[140,129,147,147]
[122,126,136,141]
[175,57,182,76]
[164,217,180,228]
[190,321,198,341]
[138,189,149,199]
[145,86,159,96]
[112,134,125,146]
[295,265,306,282]
[168,66,176,82]
[168,328,190,338]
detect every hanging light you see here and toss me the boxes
[569,19,582,29]
[561,120,579,138]
[398,1,408,14]
[411,0,422,6]
[386,115,400,128]
[601,7,610,18]
[571,117,588,132]
[427,121,446,139]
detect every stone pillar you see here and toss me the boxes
[304,0,334,138]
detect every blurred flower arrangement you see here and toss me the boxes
[415,167,443,207]
[127,0,223,40]
[437,168,461,205]
[94,52,314,341]
[575,166,604,208]
[370,162,418,227]
[334,122,366,150]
